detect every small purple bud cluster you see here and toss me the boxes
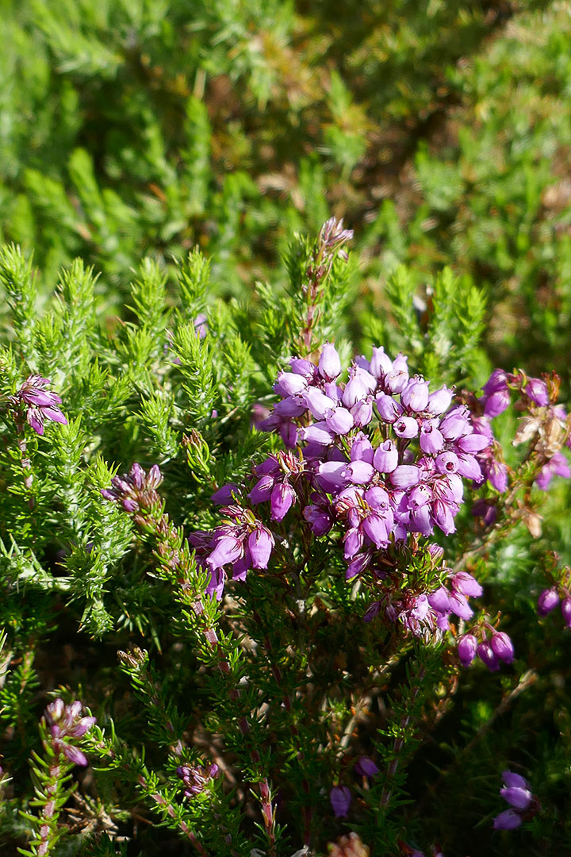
[365,569,484,638]
[457,626,514,672]
[472,369,570,494]
[537,571,571,627]
[189,504,275,599]
[10,375,67,436]
[44,698,96,767]
[176,762,219,799]
[101,462,163,514]
[493,770,538,830]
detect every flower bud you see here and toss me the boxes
[318,343,341,380]
[394,416,419,438]
[369,346,393,378]
[477,641,500,672]
[325,407,354,435]
[484,389,510,418]
[330,785,351,818]
[390,465,420,489]
[457,634,478,667]
[526,378,549,406]
[427,386,453,415]
[270,483,296,521]
[401,378,429,412]
[354,756,379,778]
[537,586,559,616]
[491,631,514,664]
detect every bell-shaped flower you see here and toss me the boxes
[330,785,352,818]
[401,378,429,412]
[248,526,275,569]
[394,416,419,438]
[537,587,560,615]
[373,439,399,473]
[427,385,454,415]
[491,632,514,664]
[318,343,342,381]
[457,634,478,667]
[270,482,296,521]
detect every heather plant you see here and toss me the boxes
[0,220,570,855]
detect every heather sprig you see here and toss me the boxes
[19,699,95,857]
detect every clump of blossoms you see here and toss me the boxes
[187,341,523,666]
[493,770,539,830]
[537,566,571,627]
[24,699,95,857]
[9,375,67,435]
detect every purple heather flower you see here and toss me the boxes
[483,457,509,493]
[248,526,275,569]
[375,392,403,423]
[477,641,500,672]
[390,465,421,489]
[537,587,560,616]
[420,420,445,454]
[44,698,95,767]
[369,346,393,378]
[401,378,429,413]
[351,398,373,427]
[536,451,571,490]
[249,475,275,504]
[457,634,478,667]
[354,756,379,778]
[270,482,296,521]
[439,408,471,441]
[448,592,473,621]
[427,386,454,415]
[456,453,483,482]
[13,375,68,436]
[526,378,549,407]
[274,395,307,418]
[394,416,419,438]
[101,463,163,514]
[211,484,240,504]
[491,632,515,664]
[319,343,342,381]
[343,367,376,408]
[343,460,375,485]
[176,763,219,799]
[326,407,354,435]
[330,785,351,818]
[493,770,534,829]
[502,771,528,790]
[362,513,390,547]
[500,784,532,810]
[457,433,490,454]
[207,535,244,569]
[274,371,308,397]
[304,388,336,420]
[373,439,399,473]
[484,389,511,418]
[561,596,571,628]
[493,809,523,830]
[302,422,335,446]
[435,451,459,475]
[427,587,451,613]
[290,357,316,379]
[451,571,483,598]
[471,498,498,526]
[483,369,509,395]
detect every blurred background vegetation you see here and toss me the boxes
[2,0,570,382]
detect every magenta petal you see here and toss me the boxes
[27,411,44,435]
